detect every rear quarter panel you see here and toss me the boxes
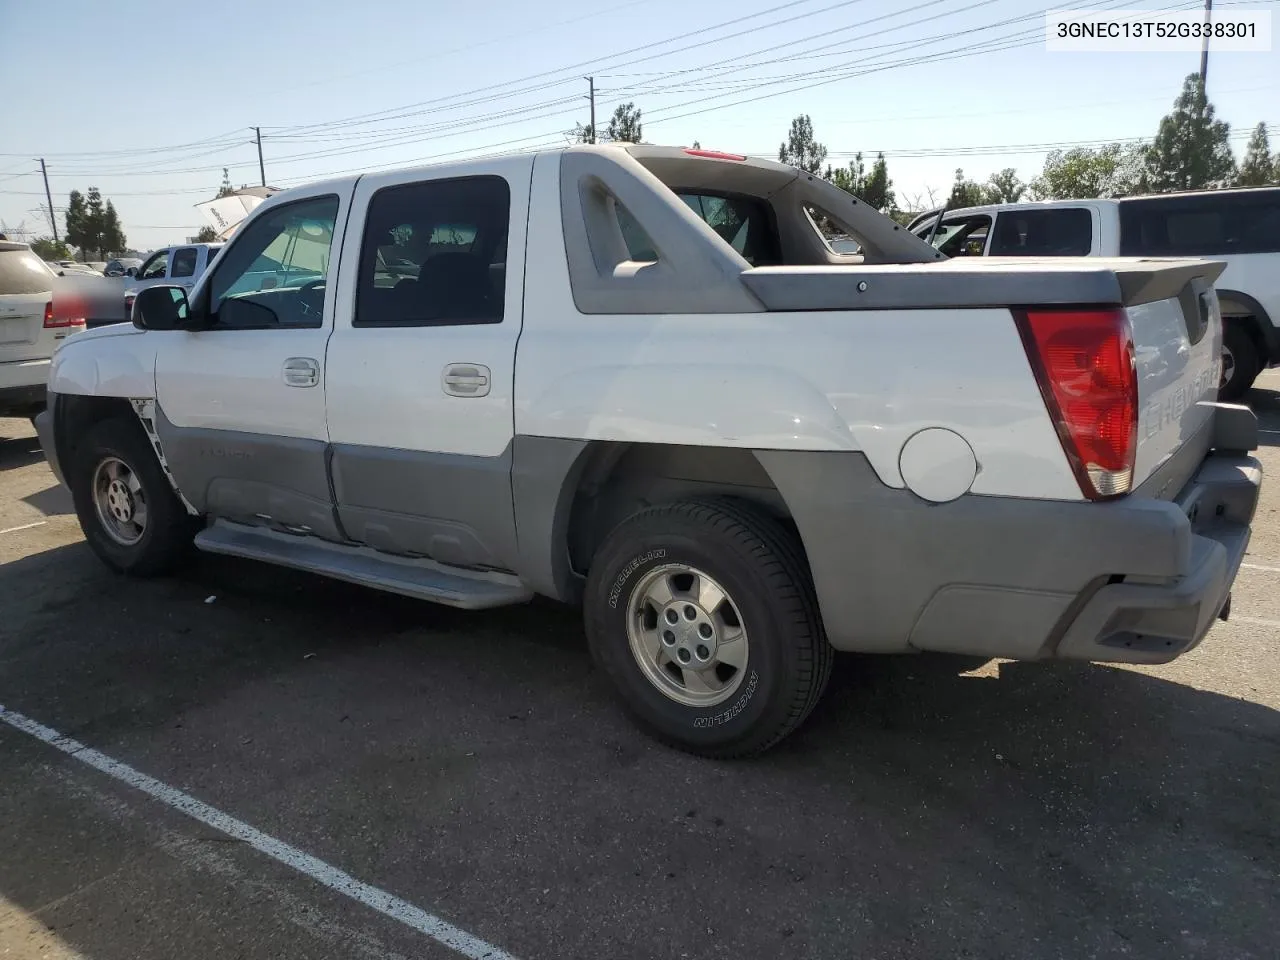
[517,154,1080,500]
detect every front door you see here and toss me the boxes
[324,159,531,571]
[153,188,353,539]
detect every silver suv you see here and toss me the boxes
[0,242,84,421]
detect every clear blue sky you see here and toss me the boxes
[0,0,1275,252]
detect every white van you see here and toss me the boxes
[911,188,1280,400]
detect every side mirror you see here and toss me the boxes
[124,267,137,278]
[133,285,192,331]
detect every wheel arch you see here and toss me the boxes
[515,437,807,605]
[1217,288,1276,363]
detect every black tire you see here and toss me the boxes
[1220,321,1260,403]
[583,498,833,758]
[69,416,199,576]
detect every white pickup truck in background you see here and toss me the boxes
[36,145,1262,756]
[121,242,224,324]
[909,187,1280,401]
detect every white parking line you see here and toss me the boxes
[0,520,48,536]
[1241,562,1280,573]
[0,705,520,960]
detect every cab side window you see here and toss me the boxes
[170,247,198,279]
[139,250,169,280]
[354,176,510,328]
[206,195,340,330]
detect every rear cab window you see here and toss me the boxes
[618,191,781,266]
[990,208,1093,256]
[1119,190,1280,256]
[0,248,55,294]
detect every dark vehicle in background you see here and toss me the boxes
[104,257,143,278]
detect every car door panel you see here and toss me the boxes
[153,186,353,538]
[324,160,532,570]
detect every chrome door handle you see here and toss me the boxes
[442,363,491,398]
[283,357,320,387]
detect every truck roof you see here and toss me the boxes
[937,184,1280,221]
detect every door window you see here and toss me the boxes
[918,216,992,257]
[990,208,1093,256]
[138,250,169,280]
[355,176,509,327]
[207,195,340,330]
[170,247,198,279]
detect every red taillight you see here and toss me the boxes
[683,148,746,161]
[43,300,85,330]
[1016,308,1137,500]
[124,294,136,317]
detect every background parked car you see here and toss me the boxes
[0,241,84,423]
[104,257,143,278]
[123,243,223,320]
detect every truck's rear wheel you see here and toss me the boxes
[1220,321,1259,402]
[583,498,832,758]
[69,417,199,576]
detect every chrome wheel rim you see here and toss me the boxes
[92,456,147,546]
[1221,344,1235,390]
[625,564,748,708]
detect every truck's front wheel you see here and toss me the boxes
[69,417,199,576]
[583,499,833,758]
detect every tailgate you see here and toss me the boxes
[0,292,50,362]
[1109,258,1225,492]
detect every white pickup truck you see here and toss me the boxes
[36,145,1262,757]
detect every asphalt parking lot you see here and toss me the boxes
[2,383,1279,960]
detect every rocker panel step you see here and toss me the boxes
[194,521,533,610]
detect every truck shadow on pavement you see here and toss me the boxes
[0,433,46,471]
[1,544,1277,960]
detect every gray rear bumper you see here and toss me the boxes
[756,403,1262,664]
[1054,452,1258,664]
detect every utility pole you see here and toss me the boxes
[586,77,597,144]
[37,158,58,242]
[255,127,266,187]
[1199,0,1213,88]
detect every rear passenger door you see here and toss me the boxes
[324,158,532,572]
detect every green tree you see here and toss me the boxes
[1236,122,1275,186]
[100,200,126,257]
[63,187,126,258]
[194,226,219,243]
[1027,143,1147,200]
[861,153,895,213]
[606,102,643,143]
[1144,73,1236,192]
[216,167,236,199]
[30,237,72,260]
[947,168,986,208]
[779,114,827,174]
[574,122,595,144]
[64,190,89,252]
[985,167,1025,204]
[825,152,865,195]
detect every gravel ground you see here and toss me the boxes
[1,378,1278,960]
